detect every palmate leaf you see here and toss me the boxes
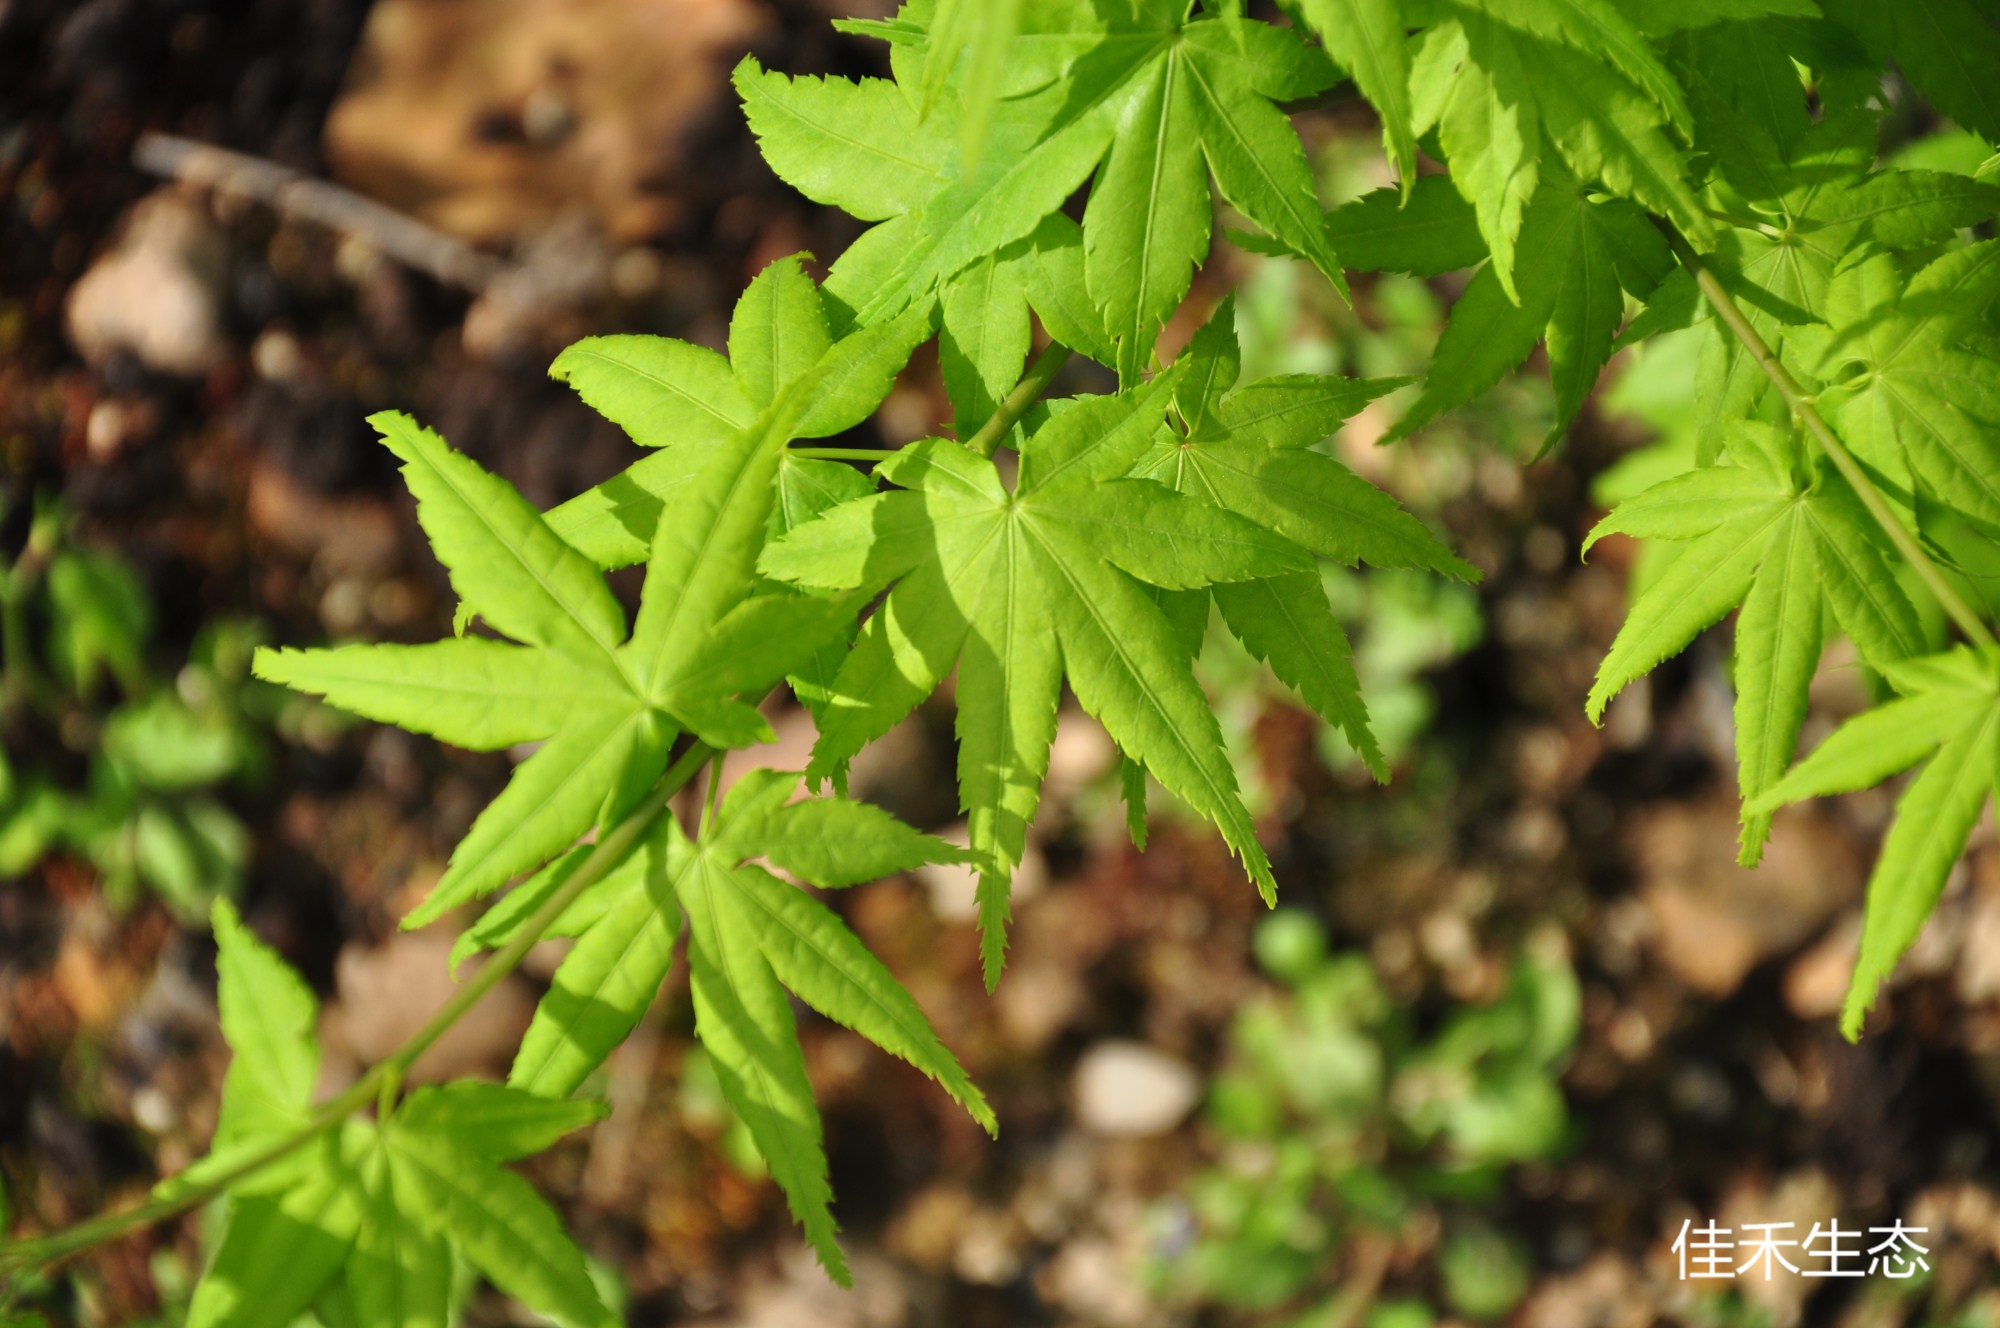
[1384,174,1673,444]
[256,261,878,929]
[543,258,934,570]
[1409,0,1712,301]
[740,1,1345,380]
[1810,243,2000,536]
[1748,647,2000,1038]
[186,905,615,1328]
[1585,421,1924,864]
[1127,298,1477,779]
[1682,106,2000,465]
[476,769,986,1284]
[764,370,1316,983]
[938,214,1119,436]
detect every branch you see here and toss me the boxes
[0,741,716,1279]
[1663,227,1999,653]
[132,133,506,292]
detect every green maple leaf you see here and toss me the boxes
[1684,111,2000,462]
[1125,297,1478,779]
[253,261,885,929]
[1807,242,2000,537]
[1822,0,2000,144]
[1410,0,1713,301]
[537,256,931,728]
[1585,420,1924,863]
[1322,174,1492,277]
[1385,173,1673,444]
[1747,646,2000,1039]
[739,0,1346,380]
[762,372,1313,984]
[186,904,613,1328]
[918,0,1026,172]
[541,254,935,569]
[480,769,990,1284]
[1294,0,1421,191]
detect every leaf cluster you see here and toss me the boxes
[20,0,2000,1310]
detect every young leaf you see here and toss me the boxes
[743,6,1345,378]
[921,0,1026,171]
[731,68,951,222]
[258,263,880,928]
[739,52,1119,338]
[503,769,985,1281]
[549,336,751,452]
[346,1145,452,1328]
[1586,422,1924,862]
[1325,176,1490,277]
[546,258,934,571]
[1389,177,1672,444]
[370,412,626,660]
[1125,301,1473,780]
[395,1082,608,1161]
[1748,648,2000,1039]
[1137,301,1474,582]
[765,373,1314,975]
[508,818,683,1097]
[1814,243,2000,537]
[1411,5,1711,298]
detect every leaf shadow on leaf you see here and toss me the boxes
[192,1190,354,1327]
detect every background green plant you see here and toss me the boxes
[0,497,282,922]
[7,0,2000,1321]
[1148,912,1577,1326]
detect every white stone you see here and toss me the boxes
[66,189,231,376]
[1071,1040,1199,1138]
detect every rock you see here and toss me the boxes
[1036,1236,1151,1326]
[688,1246,908,1328]
[1632,799,1860,998]
[1072,1041,1200,1138]
[1518,1253,1651,1328]
[324,0,767,246]
[1959,868,2000,1004]
[322,931,535,1082]
[996,959,1087,1053]
[66,188,232,376]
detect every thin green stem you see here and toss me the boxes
[0,741,715,1281]
[966,342,1073,460]
[1664,227,1999,653]
[787,447,893,462]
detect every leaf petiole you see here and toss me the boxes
[965,342,1073,459]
